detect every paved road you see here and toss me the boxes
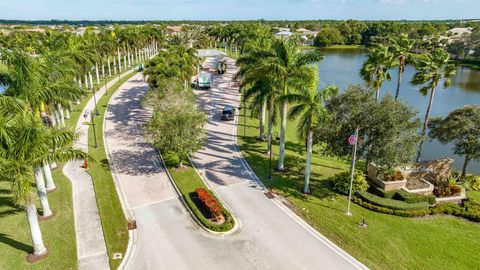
[104,56,367,269]
[63,69,133,270]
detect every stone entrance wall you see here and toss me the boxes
[406,158,453,184]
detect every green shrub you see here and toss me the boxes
[393,189,436,205]
[368,186,396,198]
[465,175,480,191]
[352,196,430,217]
[431,203,463,215]
[356,191,429,211]
[331,170,369,195]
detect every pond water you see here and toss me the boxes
[316,48,480,174]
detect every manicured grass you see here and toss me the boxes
[0,167,77,270]
[237,111,480,270]
[87,71,136,269]
[162,152,235,232]
[0,70,133,270]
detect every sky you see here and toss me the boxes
[0,0,478,21]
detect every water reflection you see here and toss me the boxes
[316,48,480,174]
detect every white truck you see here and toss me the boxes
[197,72,212,89]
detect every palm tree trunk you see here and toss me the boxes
[34,167,52,217]
[258,100,266,140]
[395,61,404,100]
[375,86,380,102]
[65,108,70,120]
[43,161,56,191]
[417,86,436,162]
[304,129,313,194]
[462,156,470,177]
[108,56,112,77]
[84,73,89,89]
[26,203,47,255]
[56,104,65,127]
[278,83,288,170]
[101,62,105,78]
[118,50,122,73]
[95,63,100,84]
[88,72,94,89]
[123,54,127,70]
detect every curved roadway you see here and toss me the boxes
[104,55,367,270]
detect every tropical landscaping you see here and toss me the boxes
[0,19,479,270]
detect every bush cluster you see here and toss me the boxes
[356,191,430,211]
[369,186,397,199]
[352,196,430,217]
[464,175,480,191]
[195,188,223,222]
[433,184,461,197]
[331,170,369,195]
[393,189,436,205]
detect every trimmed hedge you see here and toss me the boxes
[356,191,430,211]
[352,196,430,217]
[369,186,396,199]
[393,189,436,205]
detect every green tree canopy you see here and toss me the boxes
[429,105,480,177]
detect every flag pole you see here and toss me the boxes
[346,127,359,216]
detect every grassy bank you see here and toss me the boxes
[0,167,77,270]
[87,72,136,269]
[237,111,480,270]
[162,152,235,232]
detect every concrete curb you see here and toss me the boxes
[228,58,369,270]
[155,148,241,237]
[101,70,139,270]
[64,69,135,270]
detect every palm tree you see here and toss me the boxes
[258,38,323,171]
[0,96,86,256]
[360,44,395,101]
[236,26,274,140]
[285,70,338,193]
[411,48,456,162]
[387,34,415,100]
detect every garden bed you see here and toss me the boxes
[162,152,235,232]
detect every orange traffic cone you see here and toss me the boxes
[84,159,89,169]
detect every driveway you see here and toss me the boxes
[104,57,367,270]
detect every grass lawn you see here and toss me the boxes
[87,72,137,269]
[0,72,130,270]
[0,167,77,270]
[162,152,235,232]
[237,111,480,270]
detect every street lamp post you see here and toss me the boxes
[346,127,359,216]
[268,132,279,180]
[92,86,100,116]
[84,110,98,148]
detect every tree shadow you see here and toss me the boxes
[0,189,22,218]
[0,233,33,253]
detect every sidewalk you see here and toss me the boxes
[63,70,133,270]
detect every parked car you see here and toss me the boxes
[217,59,227,74]
[221,105,234,121]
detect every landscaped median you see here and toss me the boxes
[162,152,235,232]
[87,71,138,269]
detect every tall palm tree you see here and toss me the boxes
[411,48,456,162]
[0,96,86,256]
[387,34,415,100]
[258,38,323,171]
[360,44,395,101]
[285,70,338,193]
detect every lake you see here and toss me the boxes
[316,48,480,175]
